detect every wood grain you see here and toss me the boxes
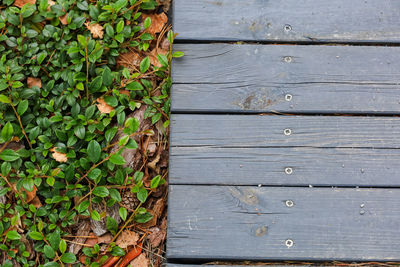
[170,147,400,186]
[171,115,400,149]
[167,185,400,261]
[173,0,400,43]
[172,44,400,114]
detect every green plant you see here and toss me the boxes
[0,0,183,265]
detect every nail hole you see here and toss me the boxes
[284,128,292,136]
[285,94,292,101]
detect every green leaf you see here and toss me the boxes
[150,175,161,188]
[134,212,153,223]
[106,217,118,235]
[119,207,127,221]
[104,96,118,107]
[91,210,101,221]
[0,80,8,91]
[89,76,103,92]
[44,245,55,259]
[74,125,86,139]
[172,51,185,58]
[109,154,126,165]
[116,20,124,33]
[60,252,76,263]
[93,186,109,197]
[21,4,36,18]
[0,94,10,103]
[157,54,168,67]
[48,230,61,251]
[88,168,101,180]
[87,140,101,163]
[105,127,118,143]
[137,187,148,203]
[118,135,129,147]
[144,17,151,29]
[17,100,28,115]
[6,230,21,240]
[0,149,20,162]
[102,67,113,86]
[109,188,121,202]
[77,35,87,47]
[29,231,43,240]
[37,52,47,65]
[77,200,90,213]
[139,57,150,73]
[59,239,67,254]
[126,81,143,91]
[1,122,13,142]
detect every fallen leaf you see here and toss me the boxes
[47,0,55,10]
[147,227,166,247]
[96,98,114,114]
[59,13,68,25]
[97,233,113,244]
[119,90,130,96]
[115,230,139,249]
[160,37,170,50]
[12,184,36,203]
[30,196,42,208]
[85,233,98,247]
[142,13,168,35]
[50,148,68,162]
[27,77,42,88]
[117,51,142,69]
[13,0,35,8]
[85,22,104,39]
[90,203,121,236]
[129,253,149,267]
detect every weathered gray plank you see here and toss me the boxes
[170,147,400,186]
[166,265,308,267]
[167,185,400,261]
[173,0,400,43]
[172,44,400,114]
[171,115,400,148]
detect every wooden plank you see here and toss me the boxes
[173,0,400,43]
[170,147,400,186]
[172,44,400,114]
[171,115,400,149]
[165,265,307,267]
[167,185,400,261]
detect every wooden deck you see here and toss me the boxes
[168,0,400,265]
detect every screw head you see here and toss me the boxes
[284,128,292,136]
[285,200,294,207]
[284,56,292,63]
[284,167,293,175]
[285,239,294,248]
[284,24,292,32]
[285,94,292,101]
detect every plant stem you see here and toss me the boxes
[8,94,32,149]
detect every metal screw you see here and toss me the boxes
[284,24,292,32]
[360,210,365,215]
[285,94,292,101]
[360,203,365,208]
[285,239,294,248]
[285,200,294,207]
[284,128,292,136]
[284,56,292,63]
[285,167,293,175]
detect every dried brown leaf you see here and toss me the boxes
[27,77,42,88]
[85,22,104,39]
[13,0,35,8]
[97,233,113,244]
[129,253,149,267]
[147,227,166,247]
[117,51,142,69]
[59,13,68,25]
[142,13,168,35]
[50,148,68,162]
[96,98,114,114]
[30,196,42,208]
[47,0,55,10]
[115,230,139,249]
